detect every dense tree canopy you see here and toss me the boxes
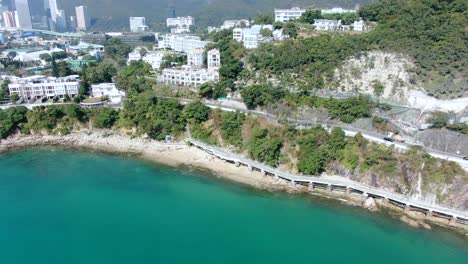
[119,91,185,140]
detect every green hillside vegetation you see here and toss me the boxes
[248,0,467,98]
[189,109,465,202]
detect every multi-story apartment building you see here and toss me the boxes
[129,17,148,32]
[127,48,165,70]
[187,48,204,67]
[166,16,194,28]
[321,8,356,15]
[158,34,209,53]
[75,6,90,31]
[162,48,221,87]
[8,75,80,100]
[207,49,221,70]
[274,7,307,23]
[14,0,32,28]
[233,25,274,49]
[313,19,340,31]
[162,66,219,87]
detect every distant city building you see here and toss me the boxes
[2,11,16,28]
[48,0,58,23]
[207,49,221,70]
[159,34,209,53]
[233,25,274,49]
[187,48,204,67]
[129,17,148,32]
[69,16,77,31]
[313,19,340,31]
[75,6,90,31]
[321,7,356,14]
[81,33,108,45]
[14,0,32,28]
[274,7,307,23]
[166,16,194,28]
[55,9,66,32]
[8,75,80,101]
[91,83,125,104]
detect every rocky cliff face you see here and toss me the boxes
[331,51,419,104]
[330,51,468,112]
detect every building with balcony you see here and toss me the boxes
[313,19,340,31]
[8,75,80,101]
[158,34,209,53]
[233,25,274,49]
[162,66,219,87]
[274,7,307,23]
[91,83,125,104]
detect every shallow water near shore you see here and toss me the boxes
[0,147,467,263]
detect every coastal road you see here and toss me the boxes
[177,98,468,171]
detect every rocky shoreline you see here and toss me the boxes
[1,130,467,235]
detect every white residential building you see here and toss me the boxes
[274,7,307,23]
[162,66,219,87]
[127,49,143,62]
[233,25,274,49]
[353,19,365,31]
[187,48,204,67]
[127,48,165,70]
[67,41,105,58]
[75,6,90,31]
[207,49,221,70]
[222,19,250,30]
[321,7,356,14]
[158,34,209,54]
[129,17,148,32]
[171,27,190,34]
[162,48,221,87]
[91,83,125,104]
[313,19,340,31]
[166,16,194,28]
[8,75,80,100]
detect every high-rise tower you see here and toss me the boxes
[14,0,32,28]
[166,0,176,19]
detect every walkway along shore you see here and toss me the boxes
[185,137,468,228]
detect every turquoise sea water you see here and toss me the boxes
[0,148,466,264]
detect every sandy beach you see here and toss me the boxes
[0,130,292,192]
